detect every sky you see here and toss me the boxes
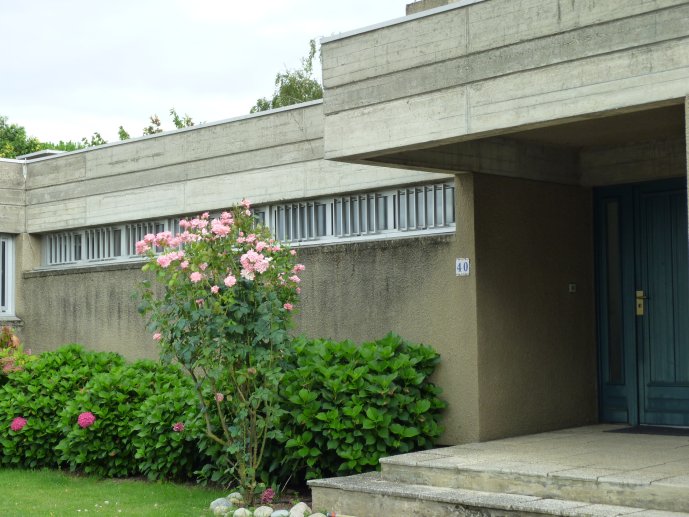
[1,0,407,144]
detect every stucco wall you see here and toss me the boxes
[20,263,158,359]
[18,174,482,444]
[473,174,597,440]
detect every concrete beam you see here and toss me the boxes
[369,137,580,185]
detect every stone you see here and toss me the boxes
[211,497,233,516]
[310,514,327,517]
[233,509,252,517]
[253,506,273,517]
[271,511,290,517]
[289,502,312,517]
[227,492,244,506]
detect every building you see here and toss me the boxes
[1,0,689,447]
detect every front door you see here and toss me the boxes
[597,178,689,426]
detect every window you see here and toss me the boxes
[41,181,456,267]
[43,218,179,267]
[0,234,14,316]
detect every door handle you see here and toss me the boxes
[635,290,648,316]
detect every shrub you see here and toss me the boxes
[132,367,207,481]
[56,360,188,477]
[0,344,124,468]
[278,333,446,480]
[138,202,302,503]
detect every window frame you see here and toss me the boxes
[0,234,15,317]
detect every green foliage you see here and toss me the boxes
[117,126,130,141]
[138,203,302,503]
[131,368,206,481]
[250,39,323,113]
[278,333,446,480]
[0,326,35,385]
[81,132,107,147]
[170,108,194,129]
[0,115,42,158]
[0,344,123,468]
[56,360,185,477]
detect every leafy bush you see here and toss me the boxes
[138,203,302,502]
[56,360,190,477]
[132,367,206,481]
[278,333,446,480]
[0,344,124,468]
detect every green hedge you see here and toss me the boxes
[277,333,446,480]
[0,334,445,484]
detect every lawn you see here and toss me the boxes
[0,469,227,516]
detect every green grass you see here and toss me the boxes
[0,469,227,516]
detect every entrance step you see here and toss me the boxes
[309,472,688,516]
[379,452,689,513]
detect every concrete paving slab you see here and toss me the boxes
[561,503,646,516]
[547,467,625,482]
[513,497,590,515]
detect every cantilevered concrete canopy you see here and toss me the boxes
[320,0,689,178]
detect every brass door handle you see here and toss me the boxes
[635,290,648,316]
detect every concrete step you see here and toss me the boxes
[379,452,689,513]
[309,472,689,517]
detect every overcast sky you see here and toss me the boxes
[2,0,407,144]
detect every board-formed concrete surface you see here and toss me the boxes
[311,425,689,515]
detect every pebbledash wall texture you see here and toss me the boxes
[2,0,689,444]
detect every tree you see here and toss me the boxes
[250,39,323,113]
[0,116,42,158]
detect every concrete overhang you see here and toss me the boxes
[320,0,689,176]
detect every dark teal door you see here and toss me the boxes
[597,179,689,426]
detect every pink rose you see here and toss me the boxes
[215,392,224,402]
[283,303,293,311]
[210,285,219,294]
[172,422,185,432]
[224,275,237,288]
[10,417,27,432]
[190,272,203,283]
[78,412,96,429]
[153,332,162,341]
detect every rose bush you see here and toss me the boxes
[138,200,302,503]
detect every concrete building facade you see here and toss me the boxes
[1,0,688,444]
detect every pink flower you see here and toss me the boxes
[10,417,27,432]
[215,392,224,402]
[244,209,251,216]
[210,285,219,294]
[153,332,162,341]
[180,260,189,270]
[260,487,275,504]
[195,298,204,306]
[240,269,255,281]
[156,255,173,268]
[283,303,293,311]
[201,212,209,219]
[78,412,96,429]
[172,422,185,432]
[135,241,150,254]
[289,275,301,283]
[241,199,251,209]
[179,219,191,229]
[293,264,305,273]
[224,274,237,288]
[296,287,301,294]
[199,263,208,271]
[190,272,203,283]
[211,221,230,237]
[290,249,297,256]
[143,234,156,244]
